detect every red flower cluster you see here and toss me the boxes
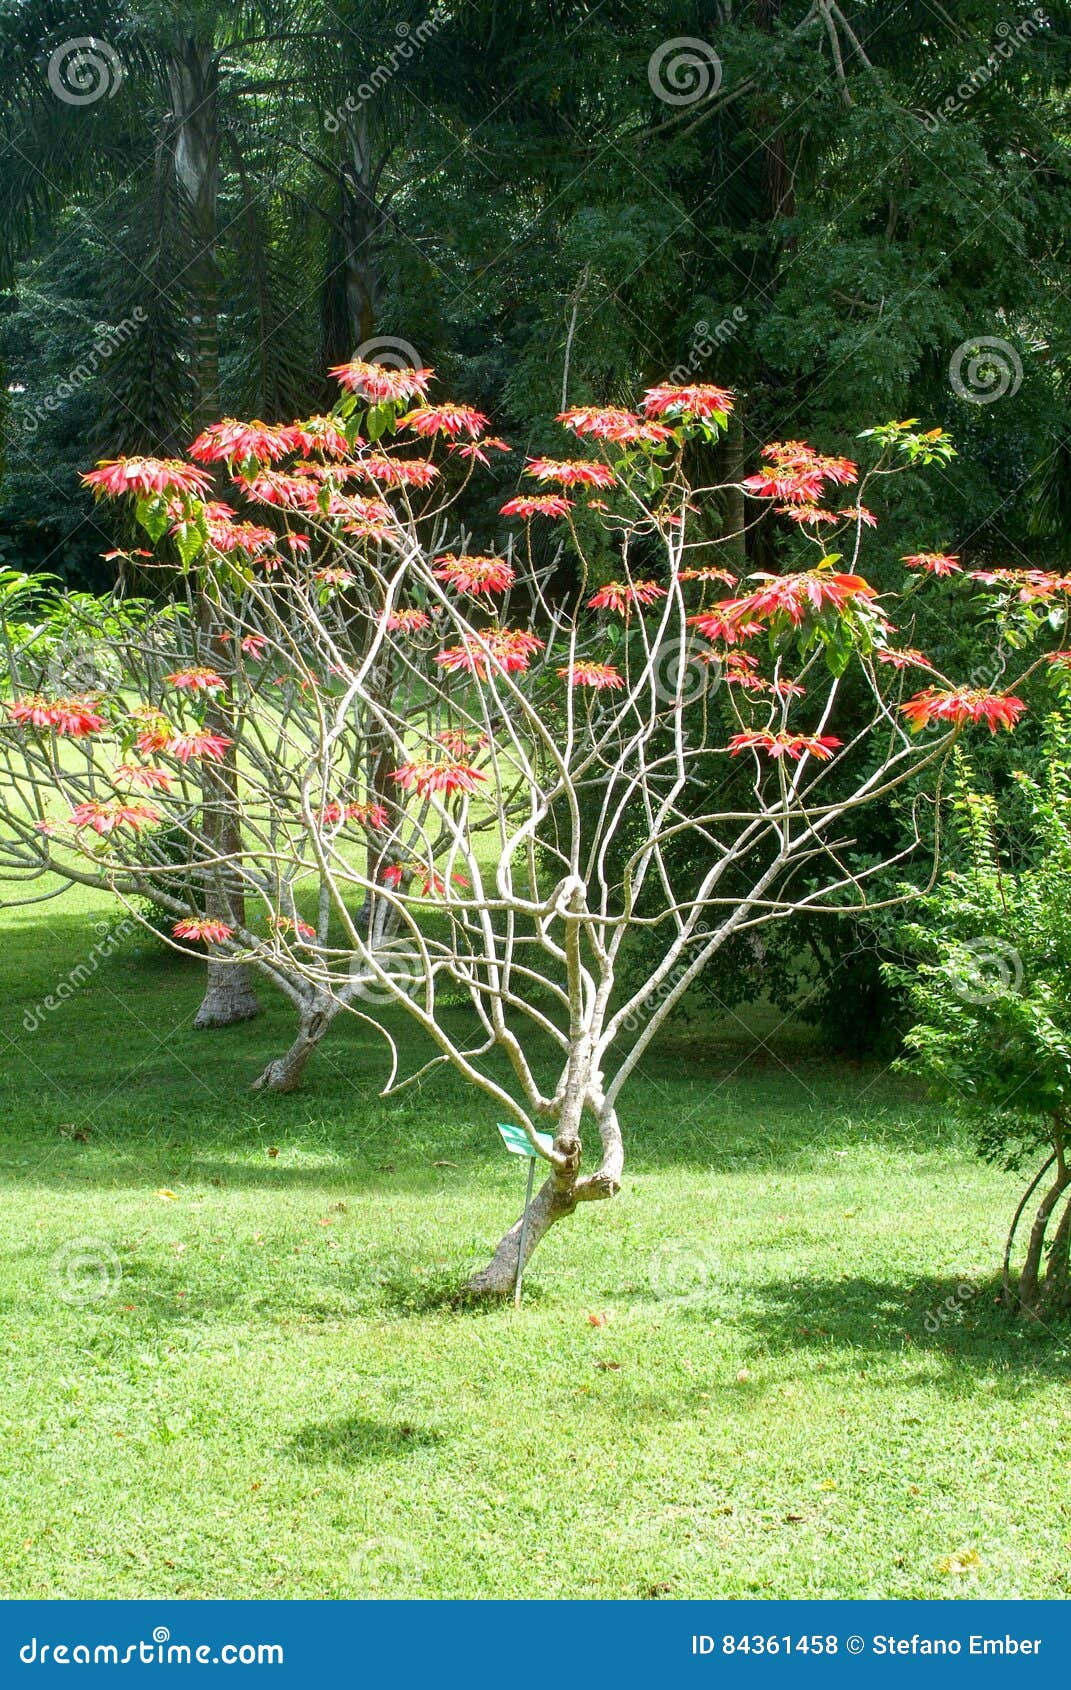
[900,688,1026,734]
[903,552,961,577]
[557,406,674,447]
[641,382,734,421]
[743,441,857,505]
[188,419,296,465]
[69,799,160,834]
[559,662,625,690]
[7,695,105,737]
[165,667,226,692]
[173,918,234,943]
[164,731,233,765]
[392,759,488,798]
[525,458,617,489]
[401,404,488,439]
[352,455,439,489]
[83,457,212,499]
[969,567,1071,601]
[433,554,515,595]
[728,731,841,762]
[328,360,433,402]
[385,607,433,634]
[500,494,573,520]
[587,580,668,616]
[436,628,544,679]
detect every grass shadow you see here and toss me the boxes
[287,1413,448,1465]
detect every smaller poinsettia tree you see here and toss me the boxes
[0,368,1046,1295]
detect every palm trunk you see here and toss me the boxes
[168,39,260,1029]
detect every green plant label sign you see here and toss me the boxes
[497,1121,553,1159]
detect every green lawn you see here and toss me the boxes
[1,883,1068,1600]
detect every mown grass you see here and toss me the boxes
[1,882,1069,1600]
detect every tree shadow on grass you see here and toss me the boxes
[287,1413,447,1466]
[720,1272,1071,1384]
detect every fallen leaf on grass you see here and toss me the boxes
[155,1189,177,1201]
[594,1360,621,1371]
[939,1548,981,1576]
[587,1311,610,1327]
[266,1147,279,1159]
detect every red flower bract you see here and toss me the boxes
[903,552,961,576]
[329,360,434,402]
[112,763,174,791]
[436,628,544,680]
[500,494,573,520]
[433,554,515,595]
[173,918,234,943]
[392,758,488,798]
[587,580,667,616]
[188,419,296,465]
[900,688,1026,734]
[400,403,488,439]
[385,607,433,633]
[165,667,226,692]
[559,662,625,691]
[641,382,735,421]
[7,695,105,737]
[68,800,160,835]
[525,458,617,489]
[557,406,674,446]
[729,732,841,762]
[163,731,233,765]
[83,457,212,500]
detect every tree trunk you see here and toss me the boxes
[252,1002,335,1092]
[1014,1159,1071,1318]
[167,39,262,1030]
[464,1078,622,1300]
[194,959,261,1029]
[464,1175,578,1298]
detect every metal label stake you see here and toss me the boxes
[514,1156,537,1308]
[495,1121,554,1310]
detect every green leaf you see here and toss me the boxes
[497,1121,554,1158]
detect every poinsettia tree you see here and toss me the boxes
[0,366,1046,1294]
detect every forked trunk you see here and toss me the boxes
[464,1073,622,1300]
[1010,1150,1071,1319]
[465,1177,578,1298]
